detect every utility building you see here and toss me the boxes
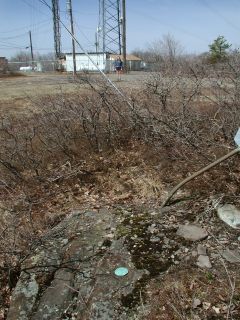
[63,53,107,72]
[62,53,142,72]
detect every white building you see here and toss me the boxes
[61,52,142,72]
[63,52,107,72]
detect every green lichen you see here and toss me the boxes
[115,207,179,310]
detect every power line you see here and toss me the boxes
[197,0,240,32]
[0,33,29,41]
[0,47,28,50]
[74,22,95,49]
[0,41,28,48]
[19,0,50,17]
[0,26,53,44]
[129,8,208,43]
[0,19,51,34]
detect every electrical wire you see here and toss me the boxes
[74,21,96,50]
[19,0,50,17]
[0,47,28,50]
[0,19,52,34]
[197,0,240,32]
[0,41,27,48]
[129,8,208,43]
[0,33,29,41]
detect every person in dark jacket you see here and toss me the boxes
[114,56,123,80]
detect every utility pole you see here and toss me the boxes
[67,0,77,76]
[52,0,62,60]
[121,0,127,72]
[29,31,34,70]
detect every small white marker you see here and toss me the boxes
[114,267,129,277]
[234,128,240,147]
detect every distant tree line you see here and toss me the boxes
[131,34,236,72]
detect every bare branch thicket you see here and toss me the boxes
[199,54,240,143]
[2,56,240,185]
[37,84,132,154]
[141,70,218,163]
[0,116,46,180]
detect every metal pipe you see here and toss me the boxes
[161,147,240,209]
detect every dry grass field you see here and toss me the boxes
[0,72,147,115]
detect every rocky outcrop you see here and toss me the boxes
[7,209,148,320]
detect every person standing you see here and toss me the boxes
[114,56,123,81]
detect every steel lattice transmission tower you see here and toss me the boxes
[52,0,62,58]
[98,0,122,54]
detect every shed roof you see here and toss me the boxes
[109,54,141,61]
[62,53,142,61]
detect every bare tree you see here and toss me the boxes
[147,33,183,70]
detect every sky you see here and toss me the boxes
[0,0,240,59]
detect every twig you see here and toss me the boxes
[161,147,240,209]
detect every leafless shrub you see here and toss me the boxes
[200,54,240,142]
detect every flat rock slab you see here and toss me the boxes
[197,244,207,256]
[176,224,208,241]
[196,255,212,269]
[221,249,240,263]
[7,209,148,320]
[217,204,240,229]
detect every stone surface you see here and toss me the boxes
[192,298,202,309]
[176,224,208,241]
[217,204,240,229]
[196,255,212,268]
[32,269,74,320]
[7,274,39,320]
[197,244,207,256]
[221,249,240,263]
[7,209,148,320]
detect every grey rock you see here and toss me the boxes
[7,274,39,320]
[177,224,208,241]
[196,255,212,268]
[221,249,240,263]
[217,204,240,229]
[90,301,115,320]
[7,209,149,320]
[150,236,160,243]
[192,250,198,257]
[148,224,158,234]
[192,298,202,309]
[62,239,68,245]
[197,244,207,256]
[211,253,220,259]
[163,238,170,245]
[32,269,74,320]
[105,233,115,239]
